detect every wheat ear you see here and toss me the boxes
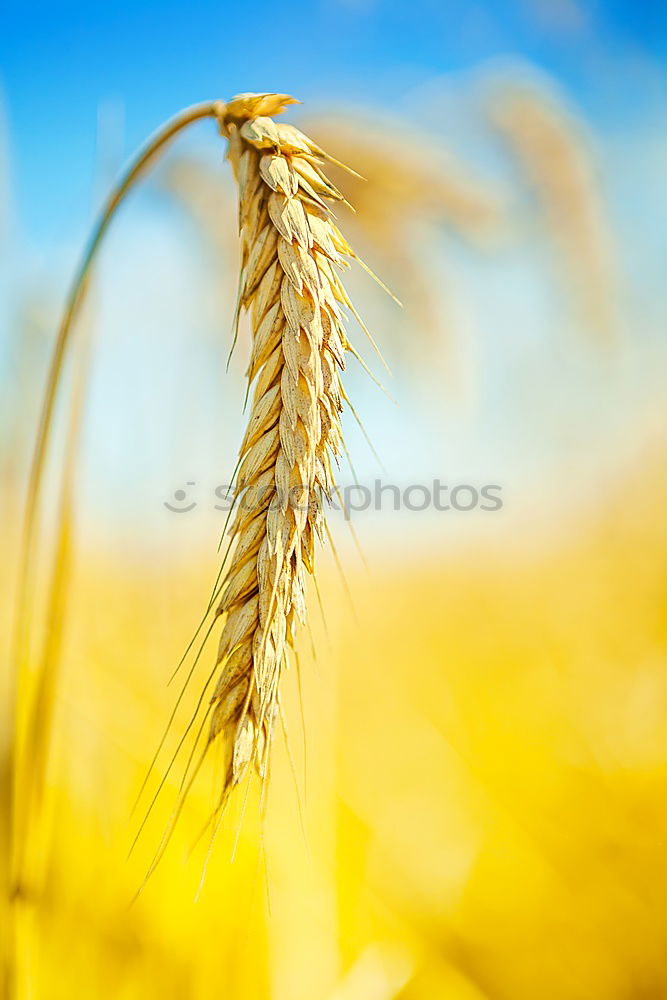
[19,92,385,871]
[201,92,378,802]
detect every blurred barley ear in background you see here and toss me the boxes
[486,70,619,344]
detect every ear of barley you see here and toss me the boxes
[489,81,617,343]
[205,92,372,802]
[18,92,382,877]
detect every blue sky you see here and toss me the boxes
[2,0,665,245]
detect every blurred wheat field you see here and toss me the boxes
[3,433,667,999]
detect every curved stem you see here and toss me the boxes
[19,100,225,617]
[8,97,226,988]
